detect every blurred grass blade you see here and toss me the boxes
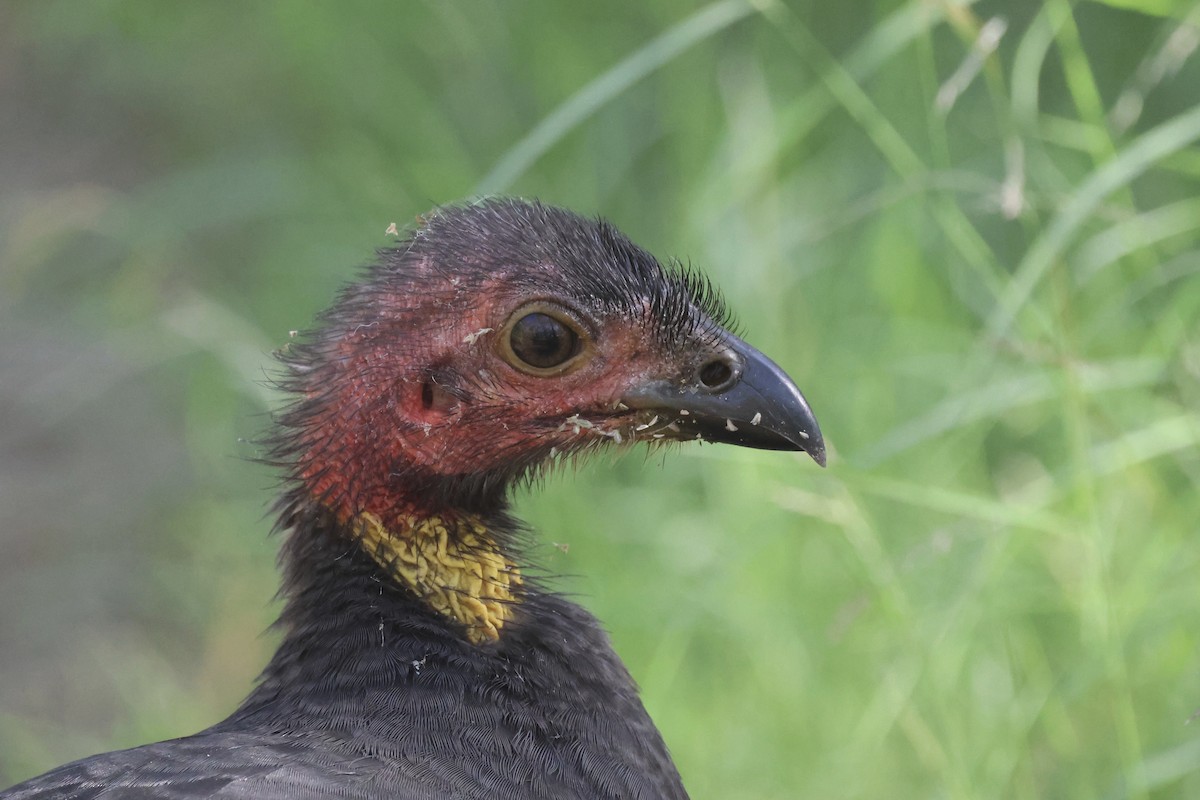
[861,357,1165,465]
[725,0,962,204]
[1088,412,1200,475]
[759,1,925,177]
[1011,1,1078,130]
[159,292,280,408]
[936,17,1008,114]
[985,103,1200,340]
[476,0,755,194]
[845,473,1067,534]
[1074,196,1200,283]
[1104,736,1200,799]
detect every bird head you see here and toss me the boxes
[271,200,824,642]
[277,200,823,522]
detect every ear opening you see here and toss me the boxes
[417,379,458,419]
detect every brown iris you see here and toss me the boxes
[500,302,588,375]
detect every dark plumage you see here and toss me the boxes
[3,199,824,800]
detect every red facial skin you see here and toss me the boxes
[295,270,674,531]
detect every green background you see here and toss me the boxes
[2,1,1199,797]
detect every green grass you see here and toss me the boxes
[2,1,1199,797]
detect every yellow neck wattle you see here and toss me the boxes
[352,511,522,644]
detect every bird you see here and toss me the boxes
[3,199,824,799]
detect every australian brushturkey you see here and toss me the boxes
[3,199,824,799]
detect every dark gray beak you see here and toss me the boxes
[621,334,826,466]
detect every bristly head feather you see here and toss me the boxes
[266,198,740,531]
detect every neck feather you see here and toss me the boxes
[352,509,521,643]
[272,468,526,645]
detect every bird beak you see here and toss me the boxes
[621,335,826,466]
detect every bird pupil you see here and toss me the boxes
[510,312,576,369]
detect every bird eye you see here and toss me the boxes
[509,312,578,369]
[500,303,588,375]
